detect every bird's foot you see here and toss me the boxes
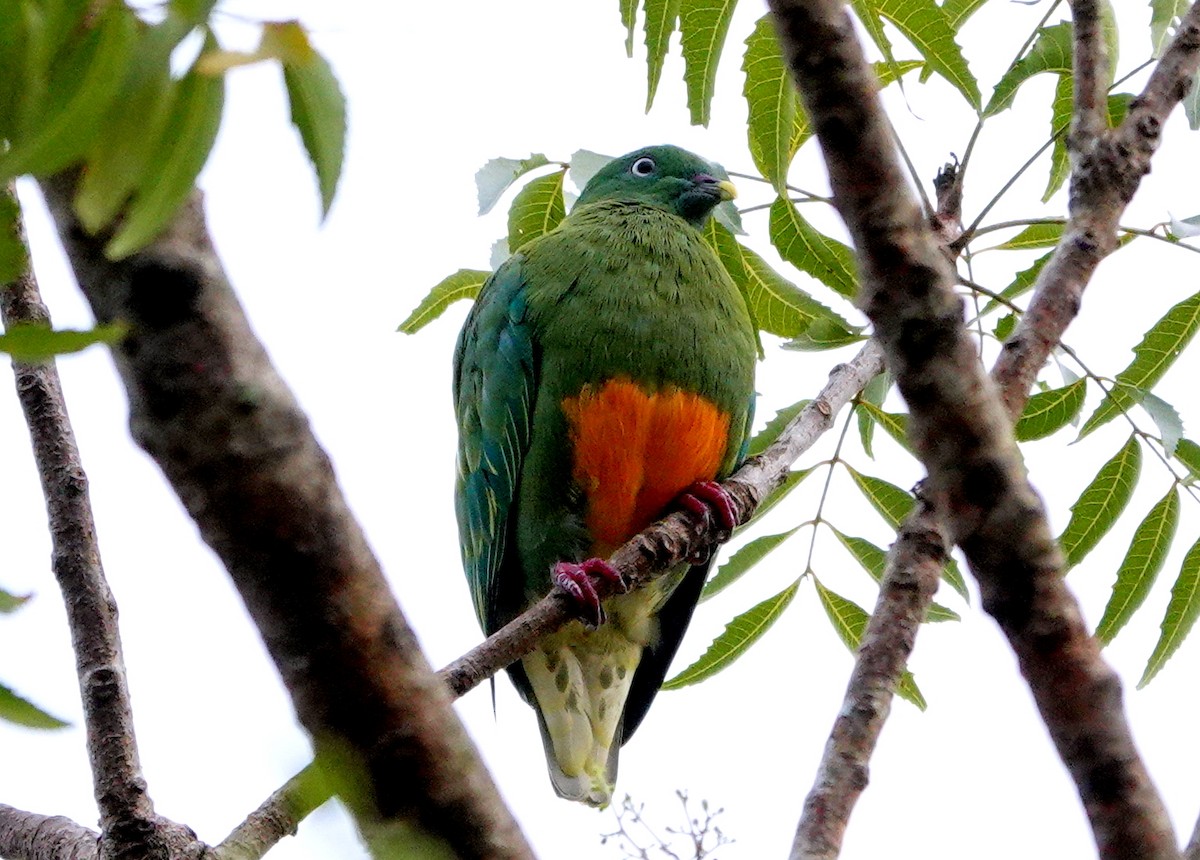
[676,480,738,564]
[553,558,626,628]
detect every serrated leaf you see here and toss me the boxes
[0,4,137,180]
[738,468,812,533]
[644,0,681,112]
[746,400,809,458]
[1176,437,1200,478]
[701,528,800,602]
[814,576,925,708]
[856,402,910,451]
[995,221,1065,251]
[1079,289,1200,437]
[832,527,889,581]
[1059,435,1142,568]
[769,197,858,299]
[0,323,126,362]
[847,467,914,530]
[105,33,225,259]
[993,313,1017,342]
[621,0,638,56]
[1139,534,1200,687]
[743,16,796,194]
[865,0,979,109]
[399,269,489,335]
[981,251,1052,315]
[1095,487,1179,644]
[476,154,552,216]
[706,219,852,340]
[1151,0,1191,56]
[1141,391,1184,456]
[663,578,799,688]
[782,317,865,351]
[0,682,69,729]
[0,587,31,613]
[942,0,988,30]
[507,169,566,252]
[1044,74,1072,202]
[679,0,736,126]
[857,371,890,459]
[985,22,1072,116]
[274,23,346,216]
[942,557,969,602]
[1014,378,1086,441]
[925,603,960,623]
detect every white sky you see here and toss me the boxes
[2,1,1200,858]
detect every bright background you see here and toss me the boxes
[2,2,1200,858]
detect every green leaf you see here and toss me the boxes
[941,557,969,602]
[856,402,910,451]
[942,0,988,30]
[743,16,796,194]
[0,323,126,362]
[857,371,890,459]
[985,22,1072,116]
[0,186,28,285]
[506,168,566,252]
[1044,74,1073,202]
[701,528,800,602]
[1058,435,1142,568]
[273,23,346,216]
[621,0,638,56]
[1185,70,1200,130]
[0,4,137,179]
[738,468,812,533]
[981,251,1052,315]
[0,682,69,729]
[1150,0,1191,56]
[925,602,960,623]
[832,527,888,580]
[706,220,852,340]
[105,33,225,260]
[1139,534,1200,687]
[846,467,914,530]
[643,0,681,112]
[679,0,736,126]
[0,587,31,613]
[994,221,1065,251]
[993,313,1016,342]
[746,400,809,458]
[870,0,979,109]
[1095,487,1179,644]
[1079,289,1200,437]
[1014,378,1086,441]
[398,270,489,335]
[1175,437,1200,478]
[663,578,799,688]
[475,154,552,216]
[781,317,865,351]
[814,576,925,708]
[1140,391,1184,456]
[769,197,858,299]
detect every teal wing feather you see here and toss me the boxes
[453,257,537,633]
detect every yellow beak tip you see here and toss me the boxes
[717,180,738,201]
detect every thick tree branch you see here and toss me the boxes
[438,340,885,698]
[1069,0,1110,147]
[0,805,98,860]
[1,187,197,860]
[767,1,1182,858]
[36,176,532,860]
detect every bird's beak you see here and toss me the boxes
[717,180,738,201]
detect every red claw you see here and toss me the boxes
[676,480,739,564]
[553,558,626,627]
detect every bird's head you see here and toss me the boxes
[575,145,737,228]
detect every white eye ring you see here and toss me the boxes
[630,156,656,177]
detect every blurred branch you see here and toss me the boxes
[767,1,1185,859]
[210,764,331,860]
[37,175,532,860]
[1068,0,1109,146]
[438,340,885,698]
[0,804,97,860]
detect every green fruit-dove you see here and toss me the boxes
[454,145,756,807]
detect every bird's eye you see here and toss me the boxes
[630,156,656,177]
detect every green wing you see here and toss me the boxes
[453,257,537,632]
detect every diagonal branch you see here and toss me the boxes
[209,764,330,860]
[36,175,533,860]
[0,804,98,860]
[767,1,1187,858]
[0,186,195,860]
[437,340,885,698]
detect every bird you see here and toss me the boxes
[453,144,757,807]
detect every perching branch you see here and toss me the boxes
[768,0,1187,858]
[0,186,199,860]
[1068,0,1110,147]
[0,804,98,860]
[437,340,885,698]
[36,175,533,860]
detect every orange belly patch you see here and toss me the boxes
[560,378,731,554]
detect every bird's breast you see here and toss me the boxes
[560,378,730,555]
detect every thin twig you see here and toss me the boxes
[209,764,332,860]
